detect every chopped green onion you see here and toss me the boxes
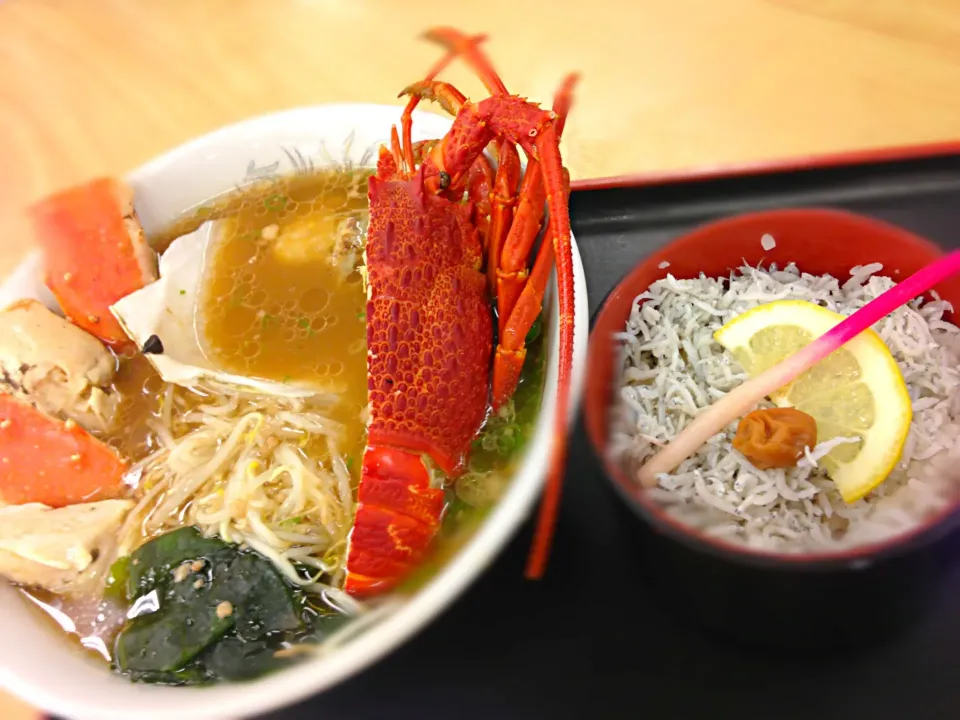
[265,193,288,212]
[526,314,543,343]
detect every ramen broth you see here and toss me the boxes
[14,167,548,683]
[197,170,372,462]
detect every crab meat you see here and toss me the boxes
[0,299,120,432]
[0,394,128,508]
[0,499,132,591]
[31,177,158,351]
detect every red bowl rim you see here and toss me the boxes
[584,207,960,569]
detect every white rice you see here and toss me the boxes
[610,262,960,552]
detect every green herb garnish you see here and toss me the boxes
[526,314,543,343]
[265,193,288,212]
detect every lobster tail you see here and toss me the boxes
[343,446,446,596]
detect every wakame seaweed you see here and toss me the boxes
[110,527,340,686]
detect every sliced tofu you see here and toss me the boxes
[0,299,120,431]
[31,177,158,351]
[0,499,132,591]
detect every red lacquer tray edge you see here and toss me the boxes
[570,139,960,191]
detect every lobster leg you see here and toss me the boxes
[349,29,577,595]
[495,161,547,334]
[495,73,578,307]
[486,141,522,294]
[417,96,575,580]
[402,81,522,292]
[492,167,571,408]
[421,27,523,295]
[404,92,499,253]
[521,120,575,580]
[410,30,578,577]
[422,28,578,323]
[466,150,496,251]
[399,33,488,170]
[423,27,509,96]
[492,75,578,403]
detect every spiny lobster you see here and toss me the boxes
[343,28,578,596]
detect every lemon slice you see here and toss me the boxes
[713,300,912,503]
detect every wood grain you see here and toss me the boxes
[2,0,960,716]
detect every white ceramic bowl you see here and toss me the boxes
[0,104,589,720]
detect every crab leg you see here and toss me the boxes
[0,394,129,508]
[30,177,158,352]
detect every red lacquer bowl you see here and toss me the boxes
[585,208,960,568]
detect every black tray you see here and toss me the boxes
[261,152,956,719]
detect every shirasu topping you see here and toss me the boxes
[610,262,960,552]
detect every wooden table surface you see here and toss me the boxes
[2,0,960,717]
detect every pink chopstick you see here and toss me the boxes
[636,250,960,487]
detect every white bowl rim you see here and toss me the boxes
[0,103,590,720]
